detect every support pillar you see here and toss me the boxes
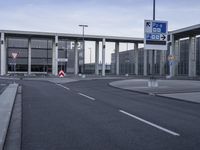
[143,50,147,76]
[1,33,6,75]
[115,42,119,75]
[102,38,106,76]
[28,38,31,75]
[169,34,174,77]
[148,50,153,75]
[134,43,138,75]
[74,40,78,75]
[160,51,166,76]
[52,35,58,76]
[95,41,99,75]
[173,39,180,76]
[189,36,196,77]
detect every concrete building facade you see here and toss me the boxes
[1,24,200,77]
[110,24,200,77]
[0,30,142,76]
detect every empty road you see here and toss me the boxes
[21,79,200,150]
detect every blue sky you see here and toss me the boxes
[1,0,200,63]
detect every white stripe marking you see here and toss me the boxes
[119,110,180,136]
[78,93,95,101]
[56,84,70,90]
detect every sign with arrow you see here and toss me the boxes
[59,70,65,78]
[144,20,168,50]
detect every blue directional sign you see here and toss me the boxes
[144,20,168,50]
[152,22,167,33]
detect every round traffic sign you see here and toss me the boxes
[168,55,175,61]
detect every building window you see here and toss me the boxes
[31,39,52,72]
[7,38,28,72]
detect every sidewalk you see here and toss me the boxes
[0,84,18,150]
[110,79,200,104]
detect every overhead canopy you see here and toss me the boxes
[0,29,144,43]
[169,24,200,40]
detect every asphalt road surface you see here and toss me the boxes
[21,79,200,150]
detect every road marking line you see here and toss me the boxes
[78,93,95,101]
[119,110,180,136]
[56,84,70,90]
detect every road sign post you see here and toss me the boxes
[11,52,18,83]
[144,19,168,87]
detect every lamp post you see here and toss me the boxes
[79,24,88,73]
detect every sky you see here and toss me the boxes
[0,0,200,63]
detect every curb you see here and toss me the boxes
[155,94,200,105]
[108,82,151,95]
[108,82,200,105]
[3,85,22,150]
[0,84,18,150]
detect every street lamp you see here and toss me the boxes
[79,24,88,73]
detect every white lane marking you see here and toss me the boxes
[78,93,95,101]
[119,110,180,136]
[56,84,70,90]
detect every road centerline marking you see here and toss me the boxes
[56,83,70,90]
[119,110,180,136]
[78,92,95,101]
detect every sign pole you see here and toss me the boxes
[151,0,156,86]
[12,52,18,84]
[152,0,155,75]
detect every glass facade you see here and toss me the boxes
[58,40,75,73]
[7,38,28,72]
[31,39,52,72]
[138,49,144,75]
[119,51,135,75]
[5,36,80,74]
[178,39,189,75]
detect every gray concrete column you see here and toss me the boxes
[74,41,78,75]
[102,38,106,76]
[148,50,153,74]
[95,41,99,75]
[28,38,31,75]
[52,35,58,76]
[1,33,6,75]
[134,43,139,75]
[143,50,147,76]
[189,36,196,77]
[169,34,174,77]
[160,51,166,76]
[173,39,180,76]
[115,42,119,75]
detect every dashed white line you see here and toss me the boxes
[56,83,70,90]
[119,110,180,136]
[78,93,95,101]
